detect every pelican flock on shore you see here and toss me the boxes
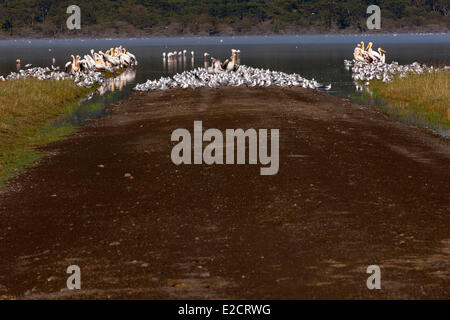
[0,46,137,89]
[345,41,449,90]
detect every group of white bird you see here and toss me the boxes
[64,46,137,75]
[0,65,106,88]
[163,49,241,63]
[137,48,327,91]
[344,59,450,91]
[134,65,331,91]
[346,40,450,90]
[353,41,386,64]
[0,46,137,89]
[163,49,193,61]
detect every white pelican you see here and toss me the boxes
[71,55,80,74]
[103,50,120,66]
[365,42,379,63]
[353,44,365,62]
[65,60,72,73]
[359,41,372,62]
[210,57,224,73]
[125,50,137,66]
[83,54,96,69]
[120,53,131,67]
[79,58,89,73]
[224,54,237,71]
[373,48,386,63]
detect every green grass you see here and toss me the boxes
[370,70,450,131]
[0,79,90,185]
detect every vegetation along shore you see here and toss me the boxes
[0,79,89,185]
[0,46,138,185]
[371,70,450,136]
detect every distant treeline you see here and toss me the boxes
[0,0,448,37]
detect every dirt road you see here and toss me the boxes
[0,87,449,299]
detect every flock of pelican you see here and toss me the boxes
[65,46,137,74]
[346,40,450,91]
[134,65,331,91]
[353,41,386,64]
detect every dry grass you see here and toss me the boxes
[371,70,450,129]
[0,78,89,183]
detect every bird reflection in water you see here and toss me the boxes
[97,69,136,96]
[163,50,202,74]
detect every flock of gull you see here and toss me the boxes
[0,46,138,89]
[135,49,331,91]
[0,66,104,88]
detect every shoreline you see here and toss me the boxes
[1,66,448,185]
[0,86,448,299]
[370,70,450,138]
[0,68,126,185]
[0,79,91,185]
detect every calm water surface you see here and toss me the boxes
[0,34,449,130]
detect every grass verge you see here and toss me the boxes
[0,78,90,185]
[370,70,450,132]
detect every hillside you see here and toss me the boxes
[0,0,448,37]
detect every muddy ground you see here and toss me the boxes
[0,87,449,299]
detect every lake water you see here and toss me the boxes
[1,34,449,129]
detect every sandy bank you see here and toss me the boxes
[0,87,449,299]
